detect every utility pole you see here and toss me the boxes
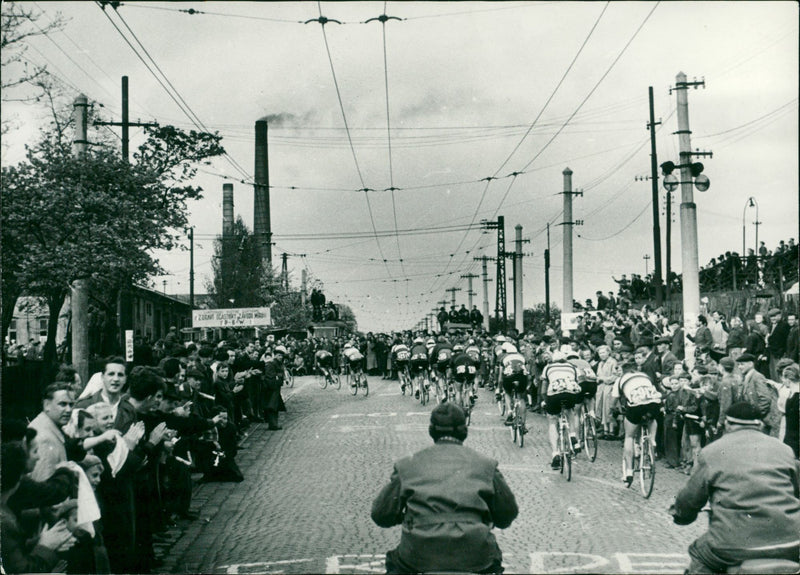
[71,95,90,385]
[473,256,493,332]
[560,168,583,316]
[445,287,462,308]
[460,273,479,310]
[665,190,672,305]
[513,224,529,334]
[301,269,308,307]
[643,254,651,275]
[93,77,157,351]
[188,227,195,311]
[481,217,507,333]
[545,223,551,324]
[674,72,703,362]
[647,86,664,305]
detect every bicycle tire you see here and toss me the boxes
[560,422,572,481]
[350,371,358,396]
[333,372,341,390]
[583,414,597,462]
[362,374,369,397]
[318,372,328,389]
[285,369,294,388]
[517,401,524,448]
[511,406,518,443]
[640,435,655,498]
[465,403,472,426]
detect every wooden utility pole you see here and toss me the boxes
[647,86,664,305]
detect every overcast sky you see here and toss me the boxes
[3,1,798,333]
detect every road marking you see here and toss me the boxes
[613,553,687,573]
[219,558,313,574]
[329,413,367,419]
[325,554,385,574]
[529,552,610,574]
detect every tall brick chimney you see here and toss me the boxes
[254,120,271,266]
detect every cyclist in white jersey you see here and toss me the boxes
[541,351,582,469]
[612,361,662,485]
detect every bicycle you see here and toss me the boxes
[509,389,525,448]
[557,400,576,481]
[418,371,430,406]
[575,403,598,462]
[624,413,656,498]
[349,367,369,397]
[283,366,294,387]
[317,365,340,390]
[398,366,411,396]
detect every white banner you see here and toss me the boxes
[192,307,272,328]
[125,330,134,362]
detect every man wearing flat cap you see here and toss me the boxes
[670,402,800,574]
[372,403,518,574]
[735,353,779,436]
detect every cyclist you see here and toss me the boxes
[409,337,429,399]
[451,343,478,409]
[314,348,334,382]
[542,350,582,469]
[391,339,412,394]
[612,360,662,486]
[464,339,483,395]
[343,342,365,388]
[500,342,529,429]
[566,349,599,422]
[430,336,453,403]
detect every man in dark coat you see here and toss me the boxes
[372,403,518,574]
[470,305,483,330]
[766,309,790,380]
[437,307,448,332]
[263,346,288,430]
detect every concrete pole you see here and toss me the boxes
[562,167,574,316]
[648,86,664,305]
[481,258,490,331]
[675,72,700,365]
[71,95,90,384]
[301,269,308,307]
[515,224,524,333]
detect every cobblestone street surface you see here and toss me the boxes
[164,375,706,574]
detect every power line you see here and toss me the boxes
[311,1,392,279]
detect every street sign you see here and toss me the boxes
[192,307,272,328]
[125,330,134,362]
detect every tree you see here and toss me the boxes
[1,2,66,134]
[523,302,561,335]
[206,217,266,309]
[1,110,224,363]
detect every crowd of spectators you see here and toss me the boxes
[0,331,309,574]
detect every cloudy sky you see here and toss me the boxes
[3,1,798,333]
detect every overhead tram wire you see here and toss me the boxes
[577,199,651,242]
[96,2,253,183]
[368,3,406,277]
[310,2,393,280]
[423,2,611,301]
[492,1,661,218]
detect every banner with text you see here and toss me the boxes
[560,310,604,334]
[192,307,272,328]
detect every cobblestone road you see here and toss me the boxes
[164,375,706,574]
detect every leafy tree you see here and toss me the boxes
[523,302,561,335]
[206,216,266,309]
[1,110,224,363]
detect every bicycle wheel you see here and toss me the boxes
[400,373,407,395]
[561,428,572,481]
[318,371,328,389]
[511,403,518,443]
[421,378,429,406]
[333,371,341,390]
[464,402,472,426]
[583,413,597,462]
[639,435,655,498]
[285,368,294,388]
[517,401,525,448]
[350,371,358,395]
[362,374,369,397]
[496,390,506,417]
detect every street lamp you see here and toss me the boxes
[741,196,760,258]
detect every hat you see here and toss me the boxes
[655,336,672,345]
[694,364,708,375]
[768,308,782,317]
[274,345,288,355]
[429,403,467,440]
[719,357,735,371]
[677,372,691,380]
[735,353,756,363]
[775,357,795,372]
[725,402,762,426]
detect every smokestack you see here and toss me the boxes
[222,183,234,237]
[254,120,271,266]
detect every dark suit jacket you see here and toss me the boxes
[640,352,662,392]
[767,320,790,358]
